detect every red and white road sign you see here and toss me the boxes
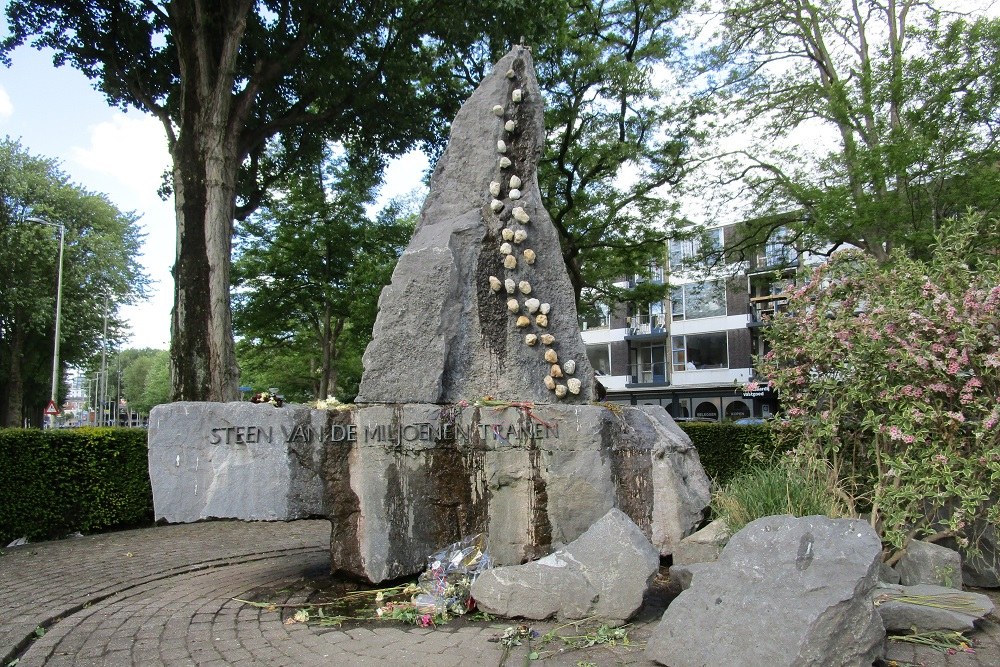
[44,400,60,415]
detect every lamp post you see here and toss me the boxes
[26,217,65,429]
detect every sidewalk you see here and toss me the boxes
[1,520,997,666]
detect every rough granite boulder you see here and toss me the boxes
[471,508,659,624]
[356,45,595,405]
[896,539,963,589]
[646,515,885,667]
[875,583,995,632]
[672,519,729,566]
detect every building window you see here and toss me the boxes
[671,280,726,321]
[694,400,720,421]
[669,228,723,268]
[587,343,611,375]
[630,343,667,384]
[580,303,610,331]
[672,332,729,371]
[764,227,795,267]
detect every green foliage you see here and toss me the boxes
[677,421,777,485]
[0,139,148,426]
[711,462,851,533]
[759,213,1000,550]
[0,427,153,544]
[693,1,1000,263]
[233,151,414,402]
[535,0,695,306]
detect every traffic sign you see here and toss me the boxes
[44,399,60,415]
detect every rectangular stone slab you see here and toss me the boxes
[147,402,710,583]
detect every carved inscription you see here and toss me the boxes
[208,421,558,445]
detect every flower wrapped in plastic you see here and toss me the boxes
[413,533,492,615]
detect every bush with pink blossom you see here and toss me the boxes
[759,214,1000,553]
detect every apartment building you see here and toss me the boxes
[579,223,800,420]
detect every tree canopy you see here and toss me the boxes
[232,149,415,402]
[0,138,147,426]
[689,0,1000,262]
[2,0,559,401]
[534,0,695,314]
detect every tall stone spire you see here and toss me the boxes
[357,46,595,404]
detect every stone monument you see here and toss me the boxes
[148,45,711,584]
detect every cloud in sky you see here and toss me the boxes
[0,85,13,119]
[70,112,171,198]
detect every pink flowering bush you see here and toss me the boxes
[759,215,1000,552]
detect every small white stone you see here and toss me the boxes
[544,349,558,363]
[504,254,517,270]
[543,375,556,391]
[513,229,528,244]
[497,139,507,154]
[523,248,537,264]
[490,181,501,197]
[502,228,515,241]
[525,298,540,313]
[518,280,531,295]
[490,199,504,212]
[505,278,516,294]
[536,313,549,328]
[564,359,576,375]
[499,157,512,169]
[512,207,530,223]
[567,378,581,395]
[500,242,512,255]
[510,175,522,189]
[539,302,550,314]
[507,298,520,313]
[504,119,516,132]
[554,384,568,398]
[512,88,523,103]
[489,276,502,292]
[492,104,504,116]
[509,188,522,200]
[516,315,531,328]
[525,333,538,346]
[550,363,563,378]
[540,334,555,345]
[506,68,515,79]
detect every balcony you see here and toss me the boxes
[625,314,667,339]
[748,294,790,328]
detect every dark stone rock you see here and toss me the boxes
[646,515,885,667]
[356,45,595,405]
[470,508,659,624]
[876,583,995,632]
[896,540,963,589]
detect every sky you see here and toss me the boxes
[0,41,428,351]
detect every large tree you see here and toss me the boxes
[0,139,146,426]
[232,150,414,402]
[2,0,554,402]
[689,0,1000,262]
[533,0,695,312]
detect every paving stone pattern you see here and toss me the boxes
[1,520,998,666]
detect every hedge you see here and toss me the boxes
[0,427,153,545]
[676,422,779,486]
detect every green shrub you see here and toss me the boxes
[0,428,153,544]
[711,461,851,533]
[677,422,778,485]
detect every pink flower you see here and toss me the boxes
[933,454,948,464]
[947,361,961,375]
[902,435,915,444]
[419,614,433,627]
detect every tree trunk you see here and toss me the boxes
[166,0,249,402]
[1,326,24,427]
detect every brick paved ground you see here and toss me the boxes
[1,520,997,666]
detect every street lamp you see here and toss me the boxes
[26,216,65,429]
